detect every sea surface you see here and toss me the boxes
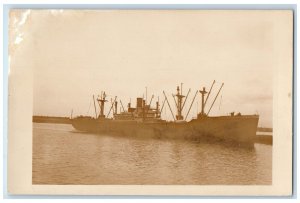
[32,123,272,185]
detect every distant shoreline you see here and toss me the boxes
[33,116,71,124]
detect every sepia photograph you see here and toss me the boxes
[7,8,293,195]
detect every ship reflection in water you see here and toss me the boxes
[32,123,272,185]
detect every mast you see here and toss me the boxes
[93,95,98,118]
[199,87,208,116]
[97,92,108,118]
[175,85,185,120]
[156,96,160,118]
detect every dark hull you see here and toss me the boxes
[71,115,259,147]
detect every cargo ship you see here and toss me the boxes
[71,81,259,147]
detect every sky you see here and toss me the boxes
[9,10,281,127]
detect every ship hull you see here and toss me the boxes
[71,115,259,147]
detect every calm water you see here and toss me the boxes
[32,123,272,185]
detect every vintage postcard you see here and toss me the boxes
[8,9,293,195]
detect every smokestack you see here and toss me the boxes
[136,98,143,108]
[114,101,118,114]
[143,100,146,108]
